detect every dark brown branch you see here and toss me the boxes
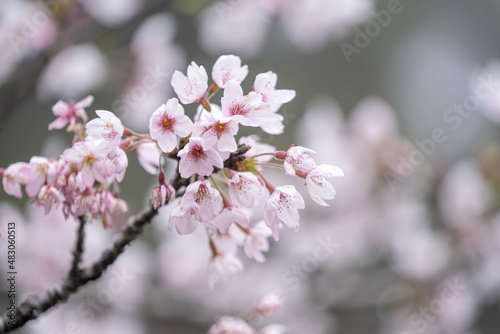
[223,144,251,170]
[69,215,87,278]
[0,203,158,333]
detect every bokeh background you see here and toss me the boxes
[2,0,500,333]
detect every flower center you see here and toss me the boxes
[278,193,291,211]
[189,144,207,162]
[230,102,248,117]
[83,154,95,166]
[211,121,227,139]
[195,185,209,204]
[102,122,118,140]
[161,115,175,131]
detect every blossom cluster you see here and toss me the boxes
[0,54,343,286]
[1,96,128,227]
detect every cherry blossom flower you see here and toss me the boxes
[239,135,276,164]
[228,172,263,208]
[194,102,219,123]
[2,162,29,198]
[244,221,272,262]
[253,71,296,104]
[149,98,193,153]
[33,184,64,215]
[280,145,317,176]
[207,252,244,288]
[258,110,285,135]
[91,190,128,227]
[24,156,58,197]
[207,316,255,334]
[177,137,223,178]
[305,164,344,206]
[48,95,93,130]
[192,109,239,153]
[171,61,208,104]
[70,187,128,224]
[212,54,249,88]
[264,185,305,241]
[94,147,128,184]
[152,169,175,210]
[210,206,251,234]
[183,180,223,219]
[62,141,104,188]
[85,110,124,154]
[221,80,265,126]
[168,181,223,234]
[211,224,245,254]
[135,142,162,175]
[168,201,202,235]
[66,171,87,196]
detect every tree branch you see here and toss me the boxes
[0,203,158,333]
[69,215,87,278]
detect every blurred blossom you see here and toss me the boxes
[434,275,478,333]
[438,159,491,231]
[99,241,151,311]
[131,13,178,50]
[0,204,74,295]
[0,0,58,85]
[473,214,500,300]
[298,97,376,202]
[280,0,373,52]
[79,0,144,27]
[349,96,399,148]
[476,60,500,125]
[27,308,145,334]
[118,13,186,130]
[37,43,108,100]
[135,141,163,175]
[388,200,451,281]
[255,0,290,16]
[207,316,255,334]
[198,1,270,59]
[198,0,374,58]
[156,221,209,290]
